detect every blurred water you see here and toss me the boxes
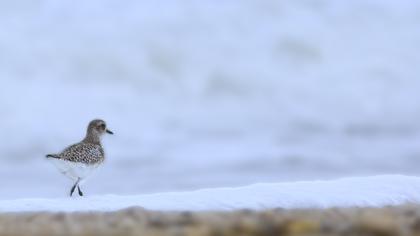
[0,0,420,199]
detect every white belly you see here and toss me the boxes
[48,158,101,181]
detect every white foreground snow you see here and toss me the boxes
[2,175,420,212]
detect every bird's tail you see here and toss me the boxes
[46,154,60,159]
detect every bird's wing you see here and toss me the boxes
[59,143,103,164]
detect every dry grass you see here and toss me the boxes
[1,205,420,236]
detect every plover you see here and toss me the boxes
[46,119,113,196]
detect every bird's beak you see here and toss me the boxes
[106,129,114,135]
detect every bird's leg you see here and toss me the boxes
[70,182,77,197]
[70,178,81,197]
[77,185,84,196]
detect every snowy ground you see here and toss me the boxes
[0,1,420,200]
[1,175,420,212]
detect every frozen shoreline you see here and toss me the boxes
[0,0,420,200]
[2,175,420,212]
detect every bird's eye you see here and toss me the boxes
[99,124,106,129]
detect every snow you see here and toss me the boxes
[1,175,420,212]
[0,1,420,200]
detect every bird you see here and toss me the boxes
[46,119,113,197]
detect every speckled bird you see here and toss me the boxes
[46,119,113,197]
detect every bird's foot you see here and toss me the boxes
[78,186,84,196]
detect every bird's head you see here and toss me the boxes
[87,119,113,138]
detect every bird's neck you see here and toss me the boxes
[83,133,102,145]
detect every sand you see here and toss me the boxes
[1,205,420,236]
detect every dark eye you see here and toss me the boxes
[99,124,106,129]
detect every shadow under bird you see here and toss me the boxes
[46,119,113,196]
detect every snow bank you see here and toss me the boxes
[1,0,420,200]
[2,175,420,212]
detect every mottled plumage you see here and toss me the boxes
[57,143,105,165]
[46,119,113,197]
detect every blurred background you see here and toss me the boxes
[0,0,420,199]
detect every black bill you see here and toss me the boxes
[106,129,114,135]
